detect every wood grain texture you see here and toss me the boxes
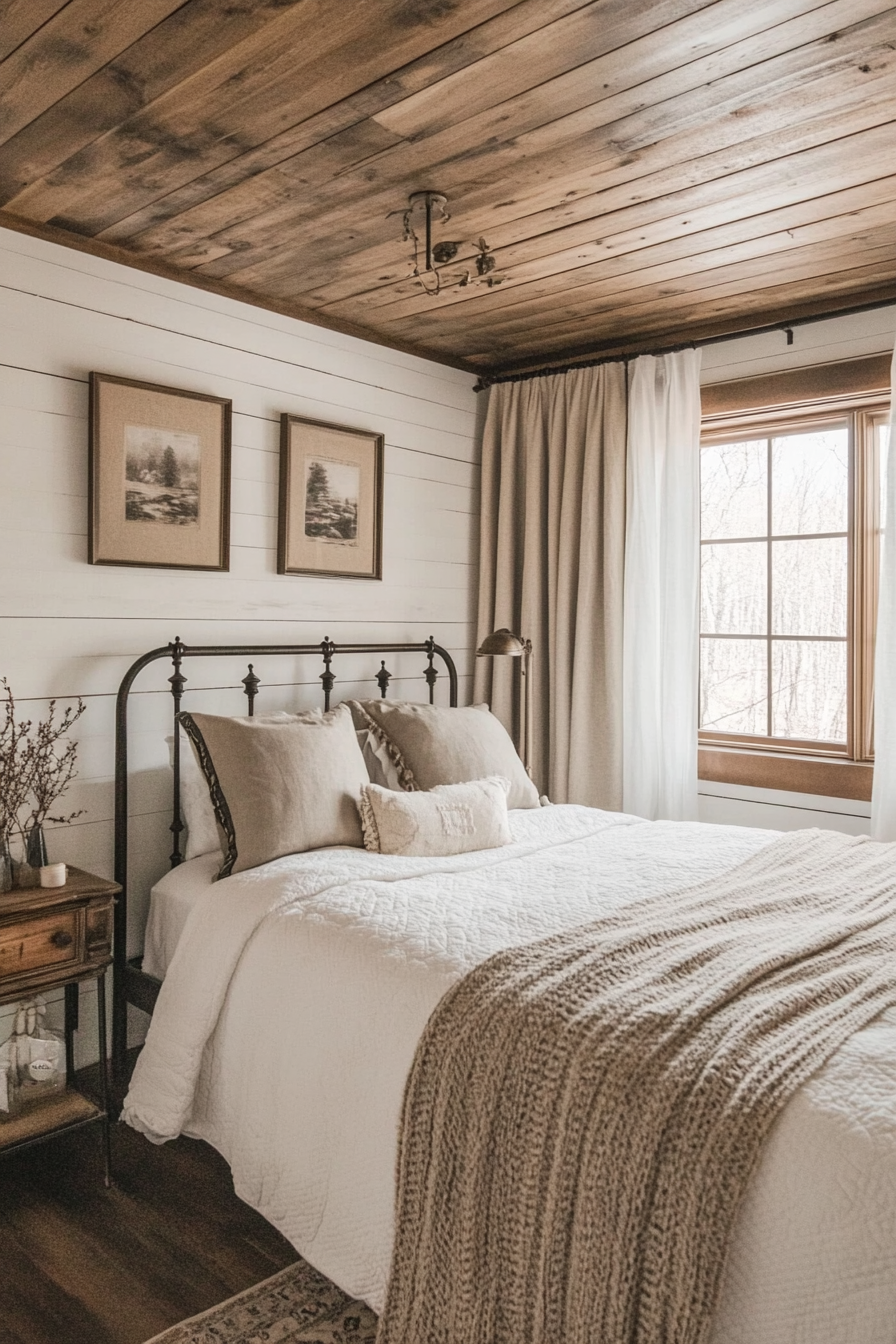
[0,1054,300,1344]
[0,0,894,369]
[698,748,874,801]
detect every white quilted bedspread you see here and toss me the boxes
[123,806,896,1342]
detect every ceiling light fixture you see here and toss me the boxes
[399,191,503,296]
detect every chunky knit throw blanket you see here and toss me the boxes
[377,829,896,1344]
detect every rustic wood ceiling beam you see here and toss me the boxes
[276,109,896,323]
[179,3,894,306]
[474,254,896,364]
[0,1,72,65]
[308,56,896,323]
[262,5,896,309]
[0,0,317,202]
[92,0,594,247]
[0,0,893,371]
[127,0,863,284]
[0,0,190,147]
[386,192,896,347]
[0,0,525,229]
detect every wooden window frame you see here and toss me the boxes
[698,375,889,800]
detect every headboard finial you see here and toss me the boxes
[424,635,438,703]
[242,663,261,717]
[376,660,392,698]
[320,637,337,711]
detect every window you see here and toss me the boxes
[699,391,890,767]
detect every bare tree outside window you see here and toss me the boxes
[700,426,850,746]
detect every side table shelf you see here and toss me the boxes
[0,1088,103,1150]
[0,867,120,1185]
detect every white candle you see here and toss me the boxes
[39,862,66,888]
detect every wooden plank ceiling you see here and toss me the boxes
[1,0,895,375]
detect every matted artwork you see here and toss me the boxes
[89,373,231,570]
[278,414,383,579]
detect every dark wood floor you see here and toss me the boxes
[0,1059,299,1344]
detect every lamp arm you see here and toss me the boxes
[522,640,533,779]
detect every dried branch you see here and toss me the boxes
[0,681,85,852]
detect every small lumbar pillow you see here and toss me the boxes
[178,703,368,877]
[347,700,540,810]
[359,777,512,857]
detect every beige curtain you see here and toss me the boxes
[473,363,627,807]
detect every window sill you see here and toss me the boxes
[698,746,872,801]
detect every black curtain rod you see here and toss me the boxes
[472,293,896,391]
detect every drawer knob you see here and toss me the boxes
[50,929,73,948]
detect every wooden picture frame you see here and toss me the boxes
[278,414,383,579]
[89,372,231,571]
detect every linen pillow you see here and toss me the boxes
[178,703,368,877]
[167,711,321,859]
[359,777,511,857]
[347,700,540,810]
[356,726,404,790]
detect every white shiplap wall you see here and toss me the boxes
[699,303,896,837]
[0,227,480,1060]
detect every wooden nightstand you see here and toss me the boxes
[0,867,119,1185]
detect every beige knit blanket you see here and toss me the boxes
[377,829,896,1344]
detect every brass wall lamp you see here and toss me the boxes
[476,628,533,778]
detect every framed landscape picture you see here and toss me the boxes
[89,372,231,570]
[278,414,383,579]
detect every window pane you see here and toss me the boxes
[700,638,767,735]
[771,428,848,535]
[771,537,847,636]
[771,640,847,742]
[701,542,766,634]
[701,440,766,539]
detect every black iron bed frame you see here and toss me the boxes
[112,635,458,1075]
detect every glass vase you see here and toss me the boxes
[26,824,48,869]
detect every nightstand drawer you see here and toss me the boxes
[0,909,80,978]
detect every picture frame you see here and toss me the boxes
[278,414,384,580]
[88,372,231,571]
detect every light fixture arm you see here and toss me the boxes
[475,627,534,778]
[521,638,533,780]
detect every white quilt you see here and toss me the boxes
[123,806,896,1342]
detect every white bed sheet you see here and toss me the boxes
[125,806,896,1342]
[143,852,222,980]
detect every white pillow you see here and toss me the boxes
[167,729,219,859]
[358,776,511,857]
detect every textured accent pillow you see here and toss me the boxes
[178,703,368,877]
[356,727,404,790]
[347,700,540,810]
[359,777,512,856]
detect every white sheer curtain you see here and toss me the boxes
[870,344,896,839]
[622,349,703,821]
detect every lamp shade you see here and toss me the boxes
[476,628,526,657]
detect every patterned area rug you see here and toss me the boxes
[143,1258,378,1344]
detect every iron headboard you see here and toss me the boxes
[112,636,458,1072]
